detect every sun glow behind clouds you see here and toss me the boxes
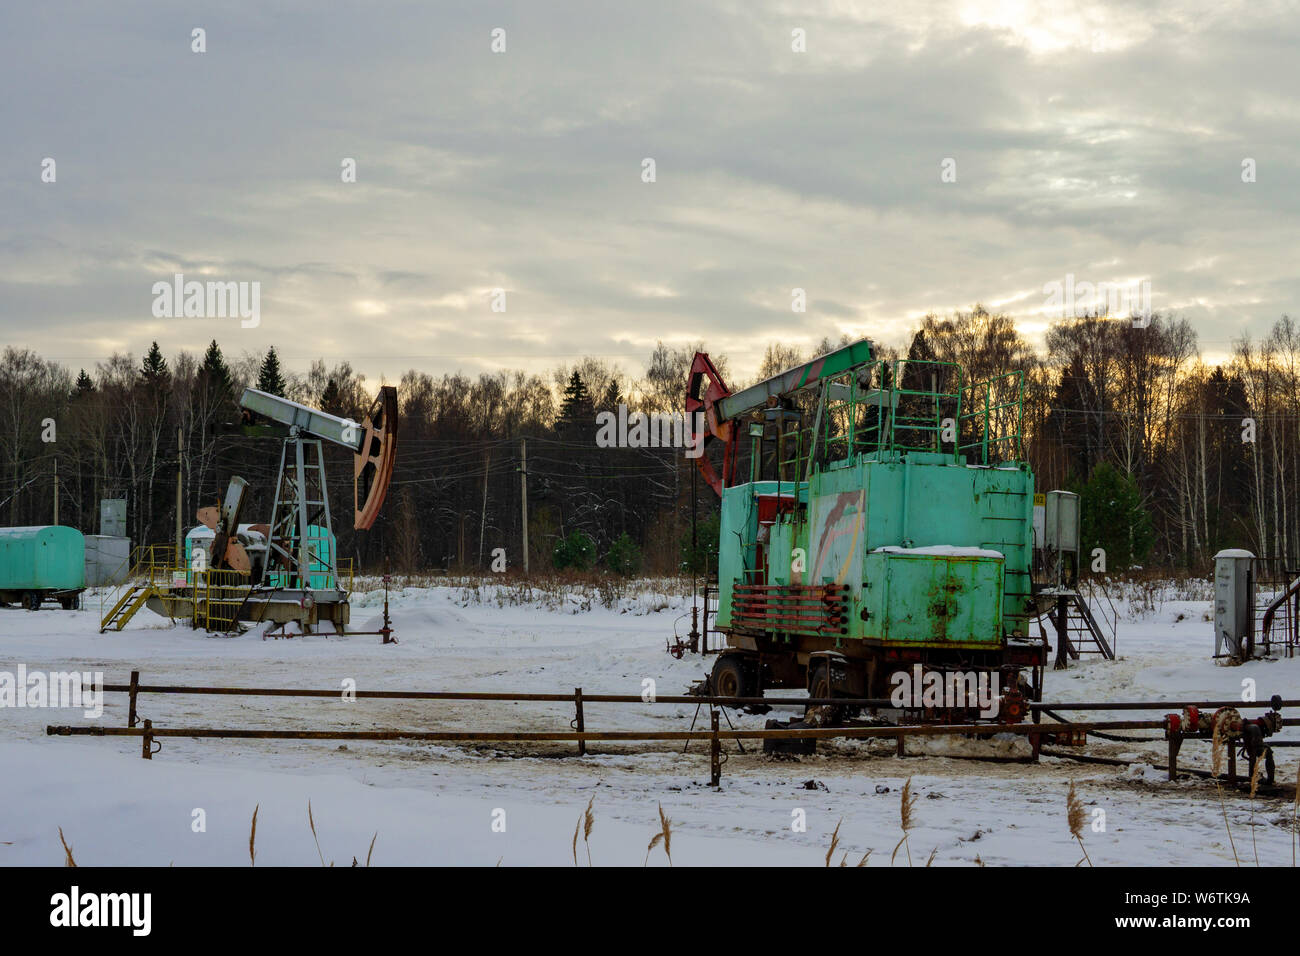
[957,0,1133,53]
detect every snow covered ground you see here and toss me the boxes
[2,578,1297,867]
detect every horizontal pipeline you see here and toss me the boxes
[48,719,1168,743]
[88,684,1300,713]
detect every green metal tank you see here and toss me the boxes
[0,526,87,605]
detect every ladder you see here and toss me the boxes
[99,584,155,632]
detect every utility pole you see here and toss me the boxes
[478,447,491,567]
[52,457,59,525]
[175,426,183,561]
[520,437,529,574]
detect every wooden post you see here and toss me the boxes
[141,719,153,760]
[574,687,586,756]
[709,710,721,787]
[128,670,140,727]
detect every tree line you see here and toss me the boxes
[1,307,1297,575]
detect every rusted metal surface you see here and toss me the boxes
[685,351,737,496]
[87,679,1300,713]
[354,386,398,530]
[709,711,721,786]
[52,672,1300,788]
[573,687,586,757]
[731,583,849,635]
[127,670,139,728]
[48,718,1170,743]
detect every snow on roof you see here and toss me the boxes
[1213,548,1255,559]
[872,545,1005,559]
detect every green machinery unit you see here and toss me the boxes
[0,526,87,610]
[687,338,1047,710]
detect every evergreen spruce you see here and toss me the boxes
[256,346,287,397]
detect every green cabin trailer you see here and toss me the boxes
[689,338,1047,713]
[0,526,87,610]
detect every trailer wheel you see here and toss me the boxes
[58,595,78,611]
[806,662,844,725]
[808,662,832,700]
[711,655,751,700]
[22,591,42,611]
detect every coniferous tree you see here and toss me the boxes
[320,377,344,416]
[1076,462,1155,570]
[256,346,287,397]
[140,341,170,390]
[558,371,593,431]
[199,339,234,399]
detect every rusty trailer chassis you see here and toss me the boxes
[45,672,1300,791]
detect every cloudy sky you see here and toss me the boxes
[2,0,1297,386]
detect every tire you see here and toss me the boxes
[806,661,845,725]
[808,661,831,699]
[58,595,78,611]
[23,591,42,611]
[711,655,751,700]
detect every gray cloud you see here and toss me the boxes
[1,0,1297,380]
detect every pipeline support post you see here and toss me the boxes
[709,709,721,787]
[1053,594,1071,670]
[128,670,139,728]
[141,719,153,760]
[1167,733,1182,781]
[574,687,586,757]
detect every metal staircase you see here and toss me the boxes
[1044,590,1116,664]
[98,545,252,633]
[99,546,176,633]
[100,584,155,632]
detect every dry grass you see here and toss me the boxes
[1066,782,1092,867]
[352,571,691,615]
[824,818,842,867]
[1249,758,1264,866]
[573,795,596,866]
[891,777,917,866]
[249,804,258,867]
[1211,713,1241,867]
[821,818,871,866]
[58,827,76,867]
[308,800,329,866]
[642,803,673,867]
